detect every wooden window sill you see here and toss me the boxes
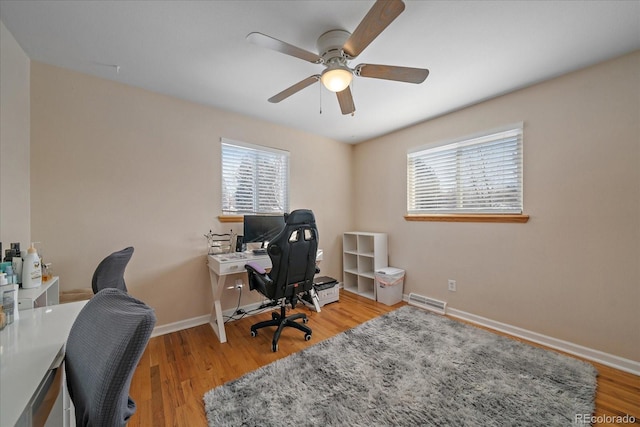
[404,214,529,223]
[218,215,244,223]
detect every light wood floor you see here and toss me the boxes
[128,290,639,426]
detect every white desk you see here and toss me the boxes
[0,300,86,427]
[207,249,322,343]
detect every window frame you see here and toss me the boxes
[219,138,290,219]
[406,123,528,223]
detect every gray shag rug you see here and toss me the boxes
[204,305,597,426]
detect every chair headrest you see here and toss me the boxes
[285,209,315,226]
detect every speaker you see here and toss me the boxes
[235,235,245,252]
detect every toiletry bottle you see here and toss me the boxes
[5,265,13,284]
[12,256,22,285]
[1,286,15,325]
[22,243,42,289]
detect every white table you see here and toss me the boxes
[207,249,322,343]
[0,300,86,427]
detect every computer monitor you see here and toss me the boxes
[243,214,286,248]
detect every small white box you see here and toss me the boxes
[375,267,405,306]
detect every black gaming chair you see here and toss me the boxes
[245,209,319,352]
[91,247,134,294]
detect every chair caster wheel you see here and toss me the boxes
[251,330,257,337]
[302,318,308,324]
[272,312,279,320]
[272,343,278,352]
[304,333,312,341]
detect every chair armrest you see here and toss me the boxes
[245,262,267,275]
[245,262,273,294]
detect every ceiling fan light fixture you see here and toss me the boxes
[321,66,353,92]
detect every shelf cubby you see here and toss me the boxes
[343,252,358,274]
[343,271,358,293]
[343,233,358,253]
[358,276,375,300]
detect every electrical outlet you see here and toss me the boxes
[235,279,243,289]
[448,279,456,292]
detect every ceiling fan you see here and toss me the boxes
[247,0,429,115]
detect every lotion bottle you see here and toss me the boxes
[22,243,42,289]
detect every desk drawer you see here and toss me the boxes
[218,262,246,275]
[16,346,64,427]
[18,298,33,311]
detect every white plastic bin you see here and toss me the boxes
[375,267,405,306]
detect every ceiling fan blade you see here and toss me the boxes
[268,75,321,103]
[247,32,323,64]
[336,86,356,115]
[342,0,405,59]
[355,64,429,84]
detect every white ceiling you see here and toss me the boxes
[1,0,639,143]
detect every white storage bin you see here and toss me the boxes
[375,267,405,306]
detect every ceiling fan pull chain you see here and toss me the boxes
[319,82,322,115]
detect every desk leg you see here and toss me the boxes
[208,268,228,343]
[310,288,321,313]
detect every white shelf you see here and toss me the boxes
[18,276,60,310]
[342,232,388,300]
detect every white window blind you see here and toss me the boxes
[221,139,289,215]
[407,125,523,214]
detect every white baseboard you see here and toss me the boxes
[151,301,273,338]
[151,314,210,338]
[445,306,640,376]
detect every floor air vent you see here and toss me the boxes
[408,293,447,315]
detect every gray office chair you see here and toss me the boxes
[65,288,156,427]
[91,246,134,294]
[245,209,319,352]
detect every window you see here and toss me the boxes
[221,138,289,215]
[407,124,523,215]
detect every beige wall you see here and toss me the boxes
[30,62,353,325]
[353,51,640,361]
[0,21,30,246]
